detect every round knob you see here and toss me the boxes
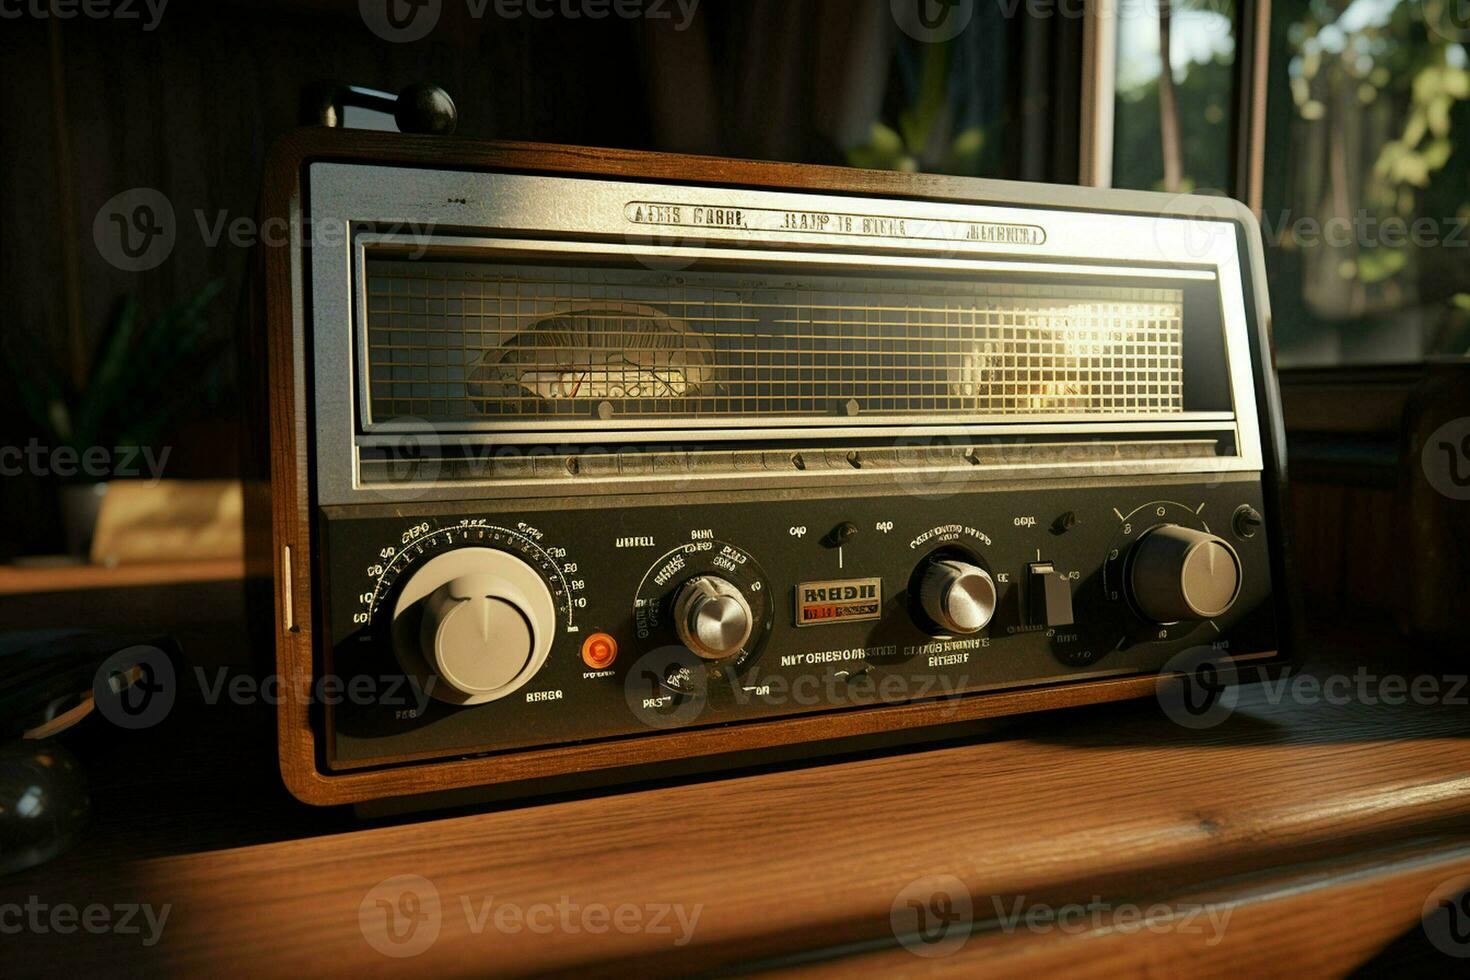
[1128,525,1242,623]
[673,576,753,661]
[918,560,997,635]
[391,548,556,705]
[395,82,458,135]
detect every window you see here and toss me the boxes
[1112,0,1240,194]
[1263,0,1470,365]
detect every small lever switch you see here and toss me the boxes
[1028,562,1074,627]
[823,522,859,548]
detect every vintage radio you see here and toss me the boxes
[259,131,1292,806]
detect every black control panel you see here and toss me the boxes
[319,476,1278,768]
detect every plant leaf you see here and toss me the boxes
[71,296,140,450]
[74,279,226,448]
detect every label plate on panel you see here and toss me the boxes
[795,577,884,627]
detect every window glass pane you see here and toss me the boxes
[632,2,1072,179]
[828,2,1046,179]
[844,27,1007,176]
[1113,0,1239,192]
[1264,0,1470,365]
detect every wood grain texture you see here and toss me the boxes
[0,623,1465,977]
[776,845,1470,977]
[1287,482,1397,612]
[260,129,1283,806]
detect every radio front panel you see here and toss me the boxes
[321,475,1277,770]
[264,134,1290,804]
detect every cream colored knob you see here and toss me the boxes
[391,548,556,705]
[919,560,997,635]
[673,576,753,660]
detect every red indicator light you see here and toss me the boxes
[581,633,618,669]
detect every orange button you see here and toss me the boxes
[581,633,618,669]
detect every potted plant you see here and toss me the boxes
[4,280,225,558]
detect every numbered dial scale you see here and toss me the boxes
[320,479,1279,769]
[360,522,583,706]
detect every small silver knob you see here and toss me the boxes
[1128,525,1242,623]
[673,576,753,660]
[919,560,997,635]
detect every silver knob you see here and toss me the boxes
[391,548,556,705]
[1128,525,1242,623]
[919,560,997,635]
[673,576,753,660]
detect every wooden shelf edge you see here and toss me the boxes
[0,558,269,596]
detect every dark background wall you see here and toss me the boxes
[5,0,993,558]
[0,0,1061,559]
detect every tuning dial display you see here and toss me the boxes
[918,559,997,635]
[391,547,557,705]
[1127,525,1242,624]
[673,576,754,660]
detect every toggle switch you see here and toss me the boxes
[1028,562,1074,627]
[823,521,859,548]
[1050,511,1079,535]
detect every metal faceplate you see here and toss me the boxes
[321,474,1280,769]
[304,164,1266,506]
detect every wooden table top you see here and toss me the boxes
[2,612,1468,977]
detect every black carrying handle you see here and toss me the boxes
[301,82,458,135]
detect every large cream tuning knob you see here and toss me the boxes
[391,548,556,705]
[1128,525,1242,624]
[673,576,753,661]
[919,560,997,635]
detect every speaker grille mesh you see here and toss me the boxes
[364,259,1185,425]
